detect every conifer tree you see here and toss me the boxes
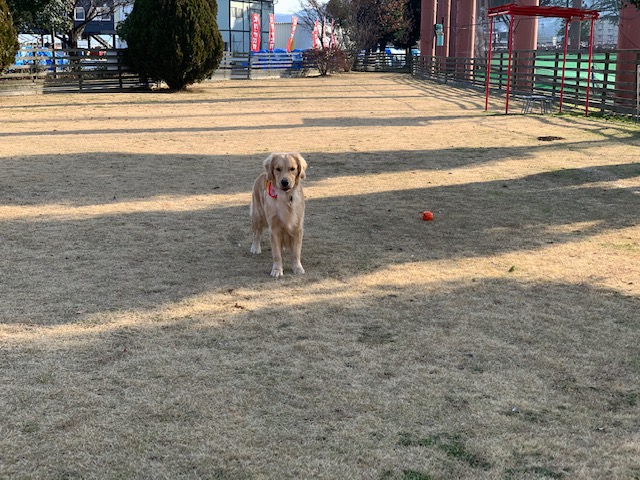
[0,0,19,72]
[121,0,224,91]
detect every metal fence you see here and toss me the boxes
[352,52,411,73]
[212,51,312,80]
[411,50,640,118]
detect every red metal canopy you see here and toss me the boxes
[488,4,599,21]
[484,4,600,115]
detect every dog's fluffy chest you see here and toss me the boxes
[266,187,304,231]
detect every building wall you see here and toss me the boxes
[75,0,116,36]
[535,18,618,49]
[593,20,617,47]
[111,0,275,52]
[223,0,273,52]
[274,22,313,51]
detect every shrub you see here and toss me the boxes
[120,0,224,91]
[0,0,19,72]
[303,47,349,76]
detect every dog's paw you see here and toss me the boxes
[292,264,305,275]
[250,243,261,254]
[271,268,284,278]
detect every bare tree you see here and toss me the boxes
[70,0,134,47]
[299,0,329,33]
[296,0,420,70]
[298,0,350,73]
[16,0,133,47]
[344,0,384,51]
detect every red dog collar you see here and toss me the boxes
[265,180,278,199]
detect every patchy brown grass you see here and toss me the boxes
[0,73,639,479]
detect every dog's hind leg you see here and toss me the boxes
[250,229,262,254]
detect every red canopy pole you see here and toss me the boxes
[505,13,515,114]
[585,17,595,116]
[559,19,570,113]
[485,17,494,111]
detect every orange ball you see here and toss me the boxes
[422,211,434,221]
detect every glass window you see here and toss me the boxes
[74,7,85,21]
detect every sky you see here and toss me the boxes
[274,0,303,14]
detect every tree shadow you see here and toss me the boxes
[2,145,637,208]
[391,74,488,110]
[1,275,638,478]
[0,149,637,325]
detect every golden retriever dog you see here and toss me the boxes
[250,153,308,278]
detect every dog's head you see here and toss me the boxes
[264,153,307,192]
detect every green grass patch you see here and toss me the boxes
[399,433,491,470]
[505,465,566,479]
[401,471,432,480]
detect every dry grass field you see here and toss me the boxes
[0,72,639,479]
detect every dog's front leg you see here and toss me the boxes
[291,229,305,275]
[270,229,284,278]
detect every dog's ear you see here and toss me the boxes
[294,153,307,180]
[263,154,275,182]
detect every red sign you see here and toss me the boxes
[268,13,275,51]
[251,13,261,52]
[286,16,298,52]
[312,19,319,49]
[322,17,329,48]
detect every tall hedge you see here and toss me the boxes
[122,0,224,91]
[0,0,19,72]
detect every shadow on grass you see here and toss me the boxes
[0,113,491,139]
[0,149,637,325]
[391,74,488,111]
[1,276,638,478]
[0,148,637,207]
[1,73,638,479]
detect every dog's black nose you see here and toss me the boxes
[281,179,289,188]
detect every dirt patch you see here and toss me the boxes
[0,73,639,479]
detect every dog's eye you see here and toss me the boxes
[275,167,282,172]
[290,167,296,171]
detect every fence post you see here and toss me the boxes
[118,50,123,90]
[576,51,582,106]
[51,47,57,80]
[443,56,448,84]
[552,51,560,100]
[78,50,83,91]
[512,50,518,92]
[30,49,36,81]
[600,51,610,113]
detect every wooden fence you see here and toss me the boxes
[0,47,147,94]
[0,48,316,94]
[412,50,640,117]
